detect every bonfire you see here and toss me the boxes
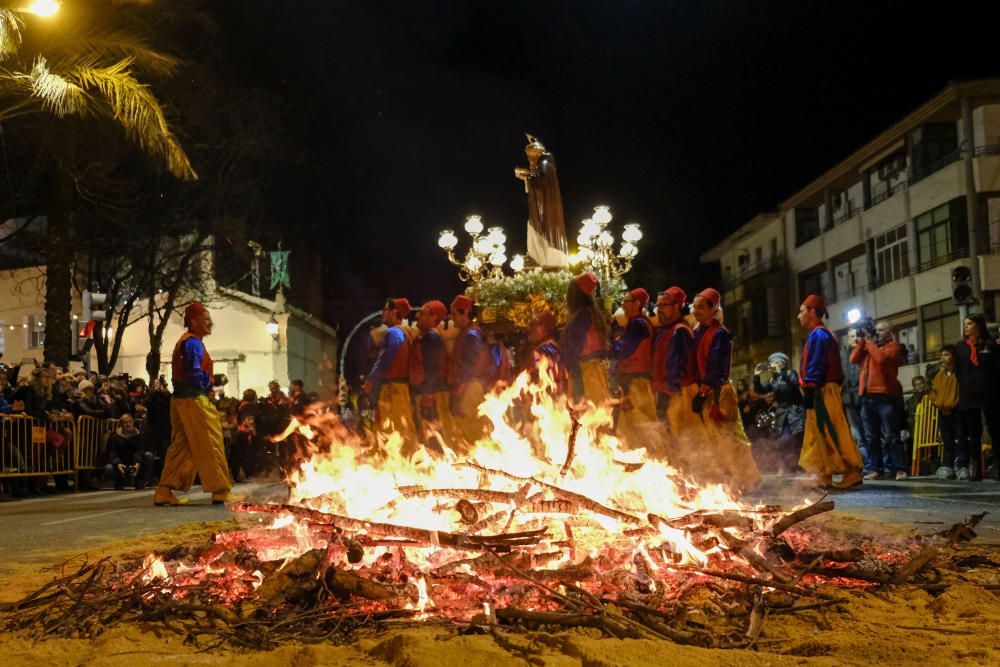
[0,365,992,652]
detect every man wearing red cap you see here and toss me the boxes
[448,294,492,447]
[688,288,761,491]
[526,309,566,391]
[155,302,234,506]
[411,300,456,448]
[611,288,659,447]
[564,272,610,405]
[798,295,864,488]
[363,298,417,453]
[652,287,698,441]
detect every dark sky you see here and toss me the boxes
[215,1,997,328]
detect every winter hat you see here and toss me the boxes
[450,294,474,314]
[697,288,721,311]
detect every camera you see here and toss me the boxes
[856,318,876,339]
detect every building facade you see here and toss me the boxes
[702,80,1000,385]
[0,266,338,397]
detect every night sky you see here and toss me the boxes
[215,1,997,329]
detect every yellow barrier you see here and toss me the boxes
[911,398,942,476]
[0,414,76,480]
[74,416,119,471]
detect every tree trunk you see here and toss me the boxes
[44,164,74,369]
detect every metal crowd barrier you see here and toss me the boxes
[75,415,119,472]
[911,398,942,476]
[0,414,77,483]
[1,415,132,488]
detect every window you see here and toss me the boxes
[874,225,909,286]
[795,207,820,247]
[770,237,778,260]
[916,200,968,271]
[755,247,762,265]
[921,299,960,362]
[27,314,44,349]
[911,122,958,181]
[799,272,823,302]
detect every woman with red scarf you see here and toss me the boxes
[952,313,1000,481]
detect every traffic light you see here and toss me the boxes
[951,266,975,306]
[82,289,107,324]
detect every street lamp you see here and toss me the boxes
[439,215,515,293]
[571,206,642,285]
[24,0,60,17]
[266,315,279,340]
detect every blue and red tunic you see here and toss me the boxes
[564,309,605,374]
[411,328,446,395]
[800,325,844,388]
[367,325,411,397]
[652,322,695,394]
[448,326,490,387]
[172,331,214,398]
[692,320,732,389]
[612,316,654,377]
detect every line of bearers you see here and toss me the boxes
[364,272,864,491]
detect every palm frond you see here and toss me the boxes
[0,9,22,59]
[67,58,196,181]
[46,29,181,77]
[30,57,87,117]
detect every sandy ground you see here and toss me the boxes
[1,515,999,666]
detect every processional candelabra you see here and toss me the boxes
[573,206,642,285]
[438,215,524,294]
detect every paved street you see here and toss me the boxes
[1,476,997,588]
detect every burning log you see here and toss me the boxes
[893,545,939,584]
[769,499,835,538]
[233,503,547,551]
[458,462,642,525]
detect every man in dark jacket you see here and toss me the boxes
[840,328,863,442]
[104,413,153,489]
[850,320,908,480]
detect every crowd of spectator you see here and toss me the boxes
[738,314,1000,482]
[0,357,318,500]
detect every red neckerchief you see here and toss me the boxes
[966,337,979,366]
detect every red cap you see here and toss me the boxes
[697,288,721,310]
[421,300,447,322]
[628,288,649,308]
[574,272,599,296]
[183,302,207,327]
[389,298,412,318]
[450,294,474,314]
[658,286,686,307]
[801,294,826,313]
[532,309,557,333]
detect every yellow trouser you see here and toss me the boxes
[415,390,459,453]
[160,395,232,494]
[453,380,489,448]
[580,359,611,407]
[375,383,418,453]
[617,378,664,453]
[664,384,708,469]
[691,383,761,490]
[800,383,864,476]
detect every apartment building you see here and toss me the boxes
[702,79,1000,381]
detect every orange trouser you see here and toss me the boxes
[800,383,864,476]
[415,390,459,453]
[159,395,232,494]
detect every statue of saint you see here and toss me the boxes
[514,135,568,268]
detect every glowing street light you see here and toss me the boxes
[24,0,60,17]
[846,308,862,325]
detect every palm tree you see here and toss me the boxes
[0,1,195,368]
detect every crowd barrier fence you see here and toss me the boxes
[1,414,126,487]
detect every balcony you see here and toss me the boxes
[910,149,960,184]
[721,257,784,291]
[869,180,907,208]
[831,205,860,227]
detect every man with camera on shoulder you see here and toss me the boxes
[850,319,908,480]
